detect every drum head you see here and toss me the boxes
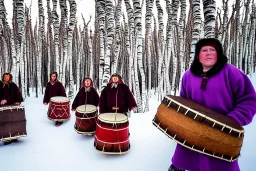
[51,96,69,102]
[98,113,128,124]
[76,105,97,113]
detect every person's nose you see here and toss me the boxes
[206,49,211,54]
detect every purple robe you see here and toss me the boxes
[71,87,99,110]
[43,80,67,104]
[0,81,22,105]
[172,64,256,171]
[99,83,137,114]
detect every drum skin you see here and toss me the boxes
[74,105,97,134]
[47,96,70,121]
[152,95,244,162]
[94,113,130,154]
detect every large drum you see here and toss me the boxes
[74,104,97,135]
[0,105,27,141]
[94,113,130,154]
[47,96,70,121]
[152,95,244,162]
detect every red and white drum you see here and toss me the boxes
[74,104,97,135]
[94,113,130,154]
[47,96,70,121]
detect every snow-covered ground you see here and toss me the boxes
[0,73,256,171]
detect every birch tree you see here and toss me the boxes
[67,0,77,98]
[112,0,122,74]
[0,0,8,74]
[241,0,251,72]
[202,0,216,38]
[38,0,44,94]
[46,0,53,79]
[247,3,256,74]
[155,0,165,100]
[124,0,135,89]
[178,0,187,79]
[170,0,179,94]
[52,0,60,74]
[234,0,242,68]
[59,0,68,86]
[133,0,145,112]
[102,0,114,87]
[96,0,106,91]
[189,0,202,65]
[14,0,25,97]
[144,0,153,111]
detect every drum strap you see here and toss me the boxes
[115,89,118,114]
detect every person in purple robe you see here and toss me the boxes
[99,74,137,115]
[0,73,23,145]
[43,72,67,126]
[169,38,256,171]
[71,77,99,111]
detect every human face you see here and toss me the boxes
[84,79,91,87]
[51,74,57,82]
[199,46,218,71]
[112,76,119,83]
[3,74,10,82]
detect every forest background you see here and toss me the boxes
[0,0,255,112]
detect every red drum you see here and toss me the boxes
[0,105,27,141]
[74,104,97,135]
[94,113,130,154]
[47,96,70,121]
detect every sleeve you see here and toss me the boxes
[72,89,81,110]
[227,74,256,126]
[43,83,50,103]
[59,82,67,97]
[93,88,100,107]
[99,87,107,113]
[14,84,22,103]
[125,85,137,110]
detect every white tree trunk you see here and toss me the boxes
[38,0,44,93]
[133,0,145,112]
[144,0,153,111]
[96,0,106,91]
[60,0,68,85]
[170,0,179,93]
[67,0,77,98]
[102,0,114,87]
[155,0,165,100]
[52,0,60,74]
[89,29,93,79]
[190,0,202,66]
[202,0,216,38]
[124,0,135,89]
[179,0,186,81]
[112,0,122,74]
[10,29,17,78]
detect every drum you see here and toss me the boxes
[152,95,244,162]
[0,105,27,141]
[47,96,70,121]
[74,104,97,135]
[94,113,130,154]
